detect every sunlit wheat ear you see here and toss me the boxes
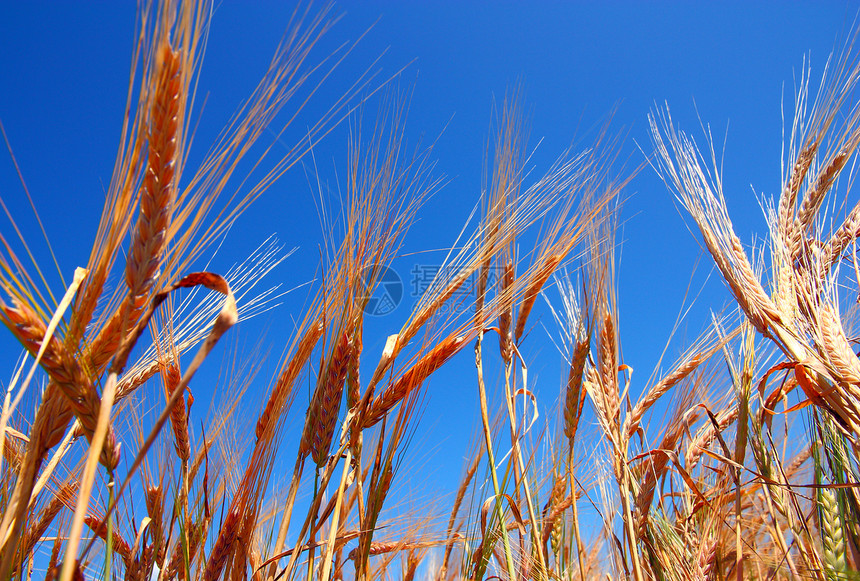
[633,385,697,536]
[162,360,190,463]
[564,335,590,441]
[203,507,241,581]
[362,334,467,429]
[0,300,119,469]
[83,515,133,569]
[165,520,203,580]
[685,404,739,471]
[126,42,181,309]
[88,41,182,377]
[624,324,723,442]
[650,110,783,338]
[255,316,323,443]
[346,322,362,410]
[117,237,289,402]
[368,142,597,395]
[824,203,860,270]
[302,329,352,465]
[144,484,165,568]
[497,262,515,364]
[21,481,77,558]
[779,44,860,266]
[515,253,563,342]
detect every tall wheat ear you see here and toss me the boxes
[650,80,860,442]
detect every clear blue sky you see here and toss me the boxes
[1,0,858,528]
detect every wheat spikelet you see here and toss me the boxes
[625,353,703,440]
[515,253,563,342]
[363,334,466,429]
[1,300,119,469]
[818,304,860,384]
[165,520,202,581]
[819,486,848,577]
[563,337,589,441]
[778,141,816,251]
[685,404,739,470]
[347,325,362,410]
[498,262,515,364]
[348,538,456,561]
[634,404,691,536]
[728,232,783,329]
[203,507,240,581]
[696,533,717,581]
[145,485,165,566]
[21,483,76,557]
[26,384,73,456]
[126,42,181,312]
[581,365,613,446]
[650,110,783,338]
[824,201,860,271]
[542,496,573,549]
[1,436,23,473]
[598,310,619,424]
[256,319,323,442]
[83,515,132,568]
[794,148,851,243]
[87,43,182,376]
[397,267,471,352]
[162,361,190,462]
[306,330,352,466]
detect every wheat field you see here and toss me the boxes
[2,2,860,580]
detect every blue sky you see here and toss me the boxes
[1,1,859,529]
